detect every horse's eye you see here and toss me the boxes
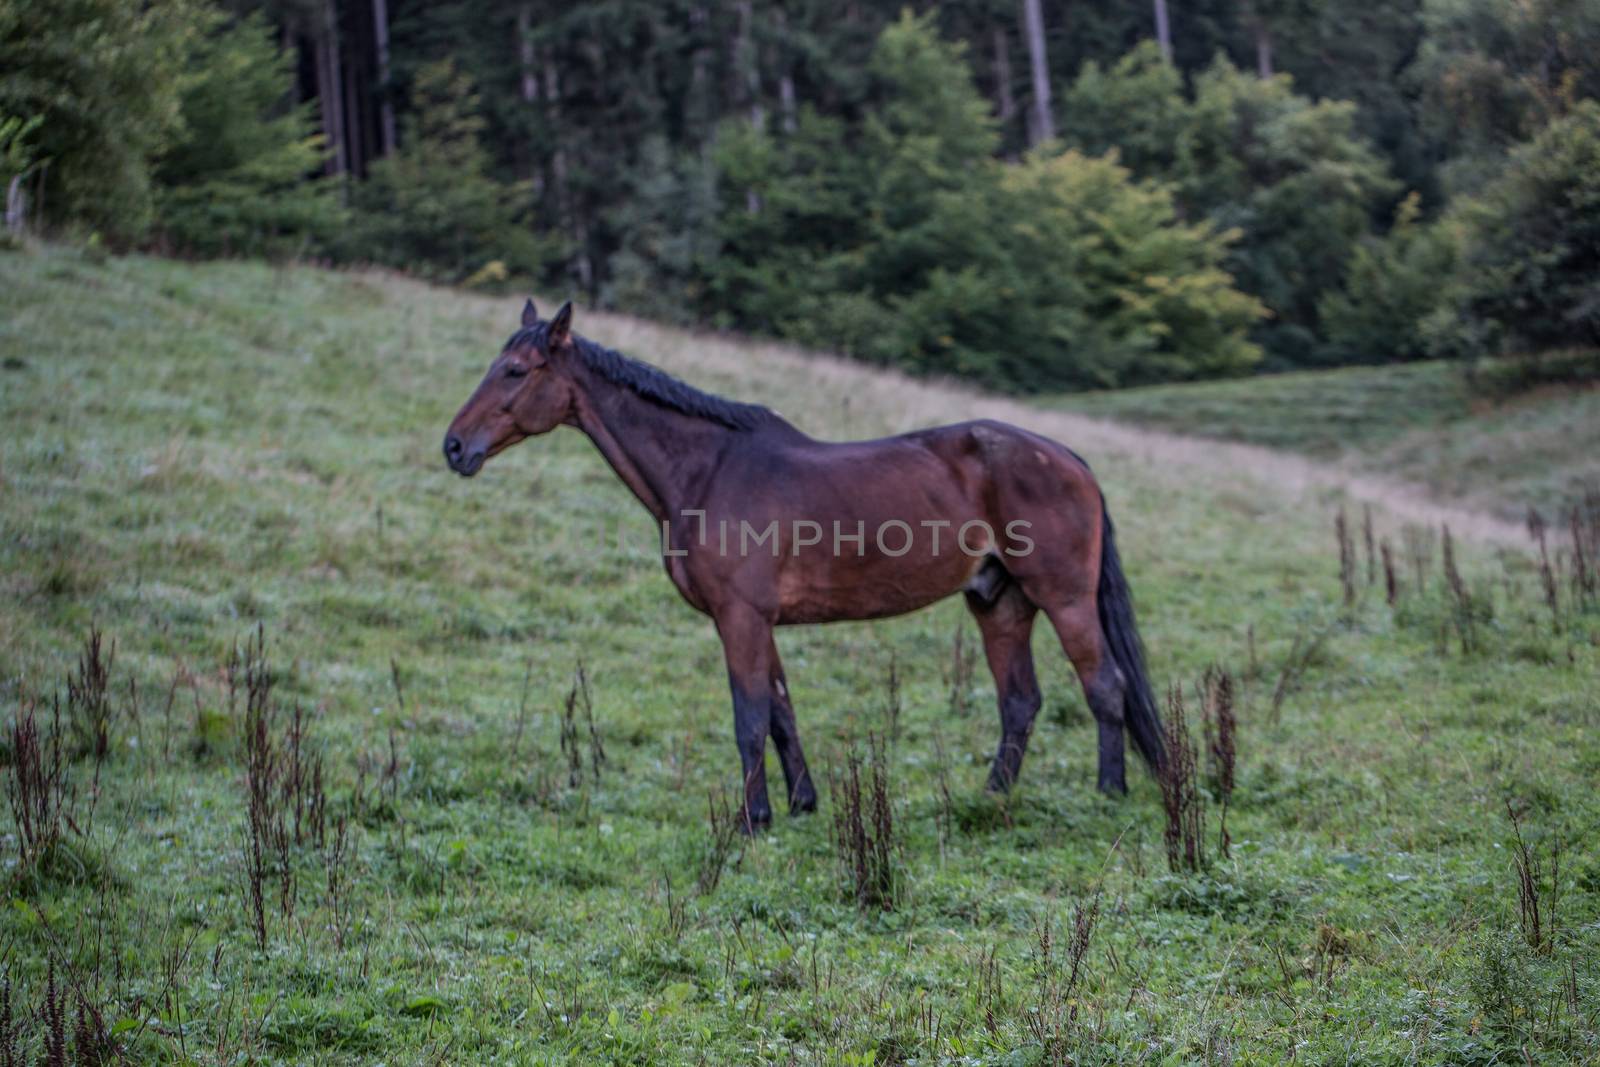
[505,365,528,379]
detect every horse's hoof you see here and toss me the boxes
[1097,777,1128,797]
[738,808,772,835]
[985,769,1017,794]
[789,792,818,815]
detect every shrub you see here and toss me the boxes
[346,59,557,281]
[1,113,44,237]
[1319,193,1461,364]
[153,13,341,258]
[710,15,1265,392]
[1445,101,1600,365]
[1175,59,1398,366]
[0,0,193,237]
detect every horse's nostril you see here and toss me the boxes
[444,434,464,459]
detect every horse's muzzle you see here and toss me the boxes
[442,433,484,477]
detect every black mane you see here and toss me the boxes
[508,324,777,432]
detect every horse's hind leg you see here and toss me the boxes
[766,636,817,814]
[1042,598,1128,795]
[967,581,1042,792]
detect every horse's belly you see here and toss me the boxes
[774,550,984,624]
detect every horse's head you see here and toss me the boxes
[443,299,578,477]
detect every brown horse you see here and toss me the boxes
[443,300,1163,829]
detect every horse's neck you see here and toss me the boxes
[570,371,733,523]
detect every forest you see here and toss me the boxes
[3,0,1598,390]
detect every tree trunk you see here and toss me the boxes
[284,25,301,105]
[517,6,539,106]
[516,6,543,193]
[6,174,26,236]
[992,26,1017,124]
[1153,0,1173,63]
[314,1,347,177]
[734,0,763,131]
[1020,0,1054,146]
[775,10,796,133]
[543,53,592,292]
[733,0,763,213]
[1252,10,1273,77]
[344,44,363,177]
[372,0,396,156]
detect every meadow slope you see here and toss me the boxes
[1046,361,1600,523]
[2,245,1598,1065]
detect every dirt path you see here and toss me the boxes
[995,405,1529,548]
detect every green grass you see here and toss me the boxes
[1046,361,1600,520]
[3,243,1599,1064]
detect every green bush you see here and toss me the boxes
[153,14,340,258]
[1318,193,1461,364]
[1446,101,1600,364]
[345,59,557,281]
[1413,0,1600,195]
[707,14,1264,392]
[1,112,43,239]
[0,0,194,238]
[897,149,1265,390]
[1177,59,1398,367]
[1058,42,1187,179]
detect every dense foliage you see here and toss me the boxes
[4,0,1598,387]
[1450,102,1600,358]
[153,13,340,257]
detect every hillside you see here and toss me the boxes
[1046,361,1600,521]
[1,245,1597,1064]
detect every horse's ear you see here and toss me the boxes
[521,298,539,328]
[548,300,574,349]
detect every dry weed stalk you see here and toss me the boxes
[1569,491,1597,607]
[946,625,976,717]
[559,660,605,788]
[1201,666,1237,860]
[1335,508,1356,610]
[5,697,74,871]
[1506,801,1563,955]
[1380,539,1399,606]
[1441,525,1478,653]
[1270,625,1328,723]
[1362,505,1376,587]
[1026,888,1102,1063]
[67,625,114,762]
[1402,525,1435,592]
[1158,686,1204,873]
[829,733,899,910]
[883,650,903,743]
[1528,509,1561,629]
[695,788,741,896]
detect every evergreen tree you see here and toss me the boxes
[1058,42,1187,178]
[348,58,554,280]
[0,0,199,237]
[154,12,341,257]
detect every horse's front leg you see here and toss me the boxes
[715,602,778,832]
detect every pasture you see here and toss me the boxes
[2,244,1598,1064]
[1046,361,1600,522]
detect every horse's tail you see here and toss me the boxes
[1096,498,1165,771]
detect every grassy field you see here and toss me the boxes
[1046,361,1600,521]
[3,243,1599,1065]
